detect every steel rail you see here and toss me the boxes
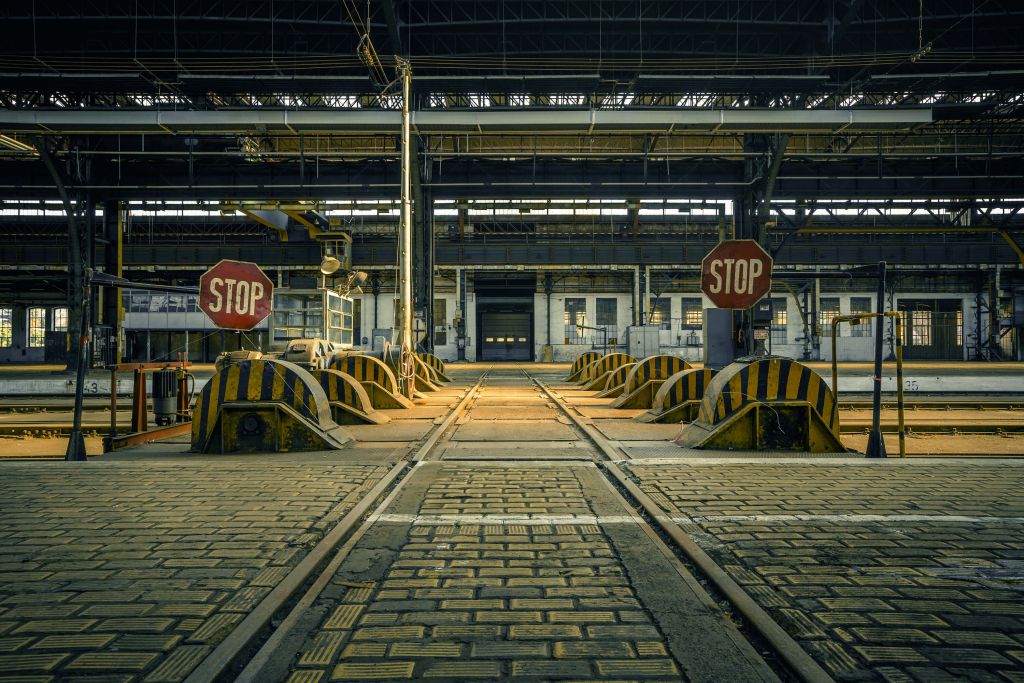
[525,365,835,683]
[183,368,490,683]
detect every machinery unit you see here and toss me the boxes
[309,369,390,425]
[578,352,637,389]
[565,351,603,382]
[594,362,637,398]
[637,368,717,423]
[417,353,451,382]
[151,369,178,426]
[675,357,845,452]
[327,353,414,409]
[191,359,353,454]
[611,354,691,409]
[703,308,735,370]
[627,325,661,358]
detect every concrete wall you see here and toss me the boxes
[0,304,50,364]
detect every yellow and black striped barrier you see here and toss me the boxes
[192,359,352,454]
[676,357,845,452]
[610,355,691,409]
[637,368,716,423]
[327,353,413,409]
[580,352,637,389]
[594,362,637,398]
[309,369,390,425]
[566,351,602,382]
[418,352,451,382]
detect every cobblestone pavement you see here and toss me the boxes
[278,462,776,682]
[0,461,388,682]
[627,458,1024,682]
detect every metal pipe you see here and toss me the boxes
[398,59,414,393]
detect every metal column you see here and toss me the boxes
[397,59,414,392]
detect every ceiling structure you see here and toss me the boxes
[0,0,1022,286]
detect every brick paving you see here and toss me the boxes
[628,459,1024,682]
[285,464,710,681]
[0,461,388,682]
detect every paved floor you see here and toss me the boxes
[2,362,1024,682]
[0,461,389,681]
[627,458,1024,682]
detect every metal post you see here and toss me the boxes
[65,275,91,461]
[397,59,414,395]
[893,312,906,458]
[866,261,887,458]
[830,318,840,428]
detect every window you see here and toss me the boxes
[0,307,11,347]
[596,298,617,326]
[849,297,872,337]
[648,298,671,330]
[596,298,617,345]
[956,309,963,344]
[28,307,46,347]
[353,298,362,344]
[434,298,447,347]
[818,297,840,331]
[564,298,586,344]
[771,299,788,346]
[680,298,703,327]
[52,307,68,332]
[910,310,932,346]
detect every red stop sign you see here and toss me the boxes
[199,260,274,330]
[700,240,774,309]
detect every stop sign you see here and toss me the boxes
[700,240,774,309]
[199,260,274,330]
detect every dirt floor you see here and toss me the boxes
[843,431,1024,456]
[0,434,106,458]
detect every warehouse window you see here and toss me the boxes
[28,307,46,347]
[564,298,587,344]
[648,298,671,330]
[818,297,840,331]
[0,307,11,347]
[771,299,788,345]
[680,298,703,328]
[434,298,447,347]
[910,310,932,346]
[596,298,617,346]
[52,307,68,332]
[849,297,872,337]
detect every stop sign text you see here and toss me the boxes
[700,240,773,309]
[199,260,274,330]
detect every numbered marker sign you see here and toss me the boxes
[199,260,274,330]
[700,240,774,309]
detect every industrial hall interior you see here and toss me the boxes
[2,1,1024,682]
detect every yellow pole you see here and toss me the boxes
[831,318,840,428]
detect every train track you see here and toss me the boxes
[173,365,840,682]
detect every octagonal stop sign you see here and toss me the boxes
[199,260,274,330]
[700,240,774,309]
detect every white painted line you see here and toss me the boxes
[375,514,637,525]
[682,514,1024,524]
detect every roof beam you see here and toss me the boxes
[0,108,932,135]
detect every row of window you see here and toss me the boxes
[560,296,876,341]
[0,307,68,348]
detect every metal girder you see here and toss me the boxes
[0,108,933,135]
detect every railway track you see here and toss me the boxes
[172,365,839,683]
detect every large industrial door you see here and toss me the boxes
[479,310,532,360]
[899,299,964,360]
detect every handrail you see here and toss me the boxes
[831,312,906,458]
